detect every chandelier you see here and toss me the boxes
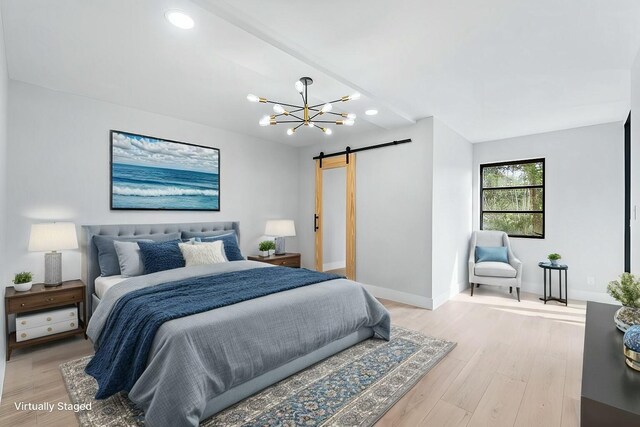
[247,77,359,136]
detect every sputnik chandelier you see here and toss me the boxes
[247,77,359,136]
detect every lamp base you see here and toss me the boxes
[274,237,286,255]
[44,251,63,286]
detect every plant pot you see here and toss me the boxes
[549,260,558,266]
[14,281,32,292]
[260,251,270,257]
[269,249,275,256]
[614,306,640,332]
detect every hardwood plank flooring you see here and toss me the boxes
[0,286,585,426]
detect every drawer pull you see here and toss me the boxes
[70,322,75,327]
[70,313,75,317]
[47,298,54,302]
[46,317,52,321]
[21,303,25,307]
[21,333,26,338]
[47,327,52,332]
[21,320,26,325]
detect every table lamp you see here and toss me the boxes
[28,222,78,286]
[265,220,296,255]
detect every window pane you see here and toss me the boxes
[482,188,543,211]
[482,213,543,237]
[482,161,543,188]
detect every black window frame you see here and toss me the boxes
[480,158,545,239]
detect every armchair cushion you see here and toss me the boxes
[475,246,509,263]
[475,262,517,278]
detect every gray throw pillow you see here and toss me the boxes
[181,230,236,240]
[114,240,151,277]
[93,232,181,276]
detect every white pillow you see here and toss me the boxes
[179,241,227,267]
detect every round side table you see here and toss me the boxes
[538,262,568,306]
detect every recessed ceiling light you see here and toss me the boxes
[165,10,194,29]
[365,109,378,116]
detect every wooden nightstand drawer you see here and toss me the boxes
[273,258,300,267]
[248,253,301,268]
[9,289,82,313]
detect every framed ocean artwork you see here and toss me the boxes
[110,130,220,211]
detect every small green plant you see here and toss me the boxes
[547,253,561,262]
[13,272,33,284]
[607,273,640,308]
[258,240,276,252]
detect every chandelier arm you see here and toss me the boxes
[308,99,343,109]
[266,100,304,110]
[289,113,305,121]
[309,111,323,120]
[312,120,340,124]
[276,120,304,123]
[321,111,348,117]
[293,123,305,131]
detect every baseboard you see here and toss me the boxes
[361,284,433,309]
[520,281,617,304]
[322,261,345,271]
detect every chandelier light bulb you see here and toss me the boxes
[273,104,285,114]
[324,128,333,135]
[259,116,271,126]
[295,80,304,93]
[321,103,333,113]
[308,122,315,128]
[349,92,361,100]
[247,94,260,103]
[344,119,355,126]
[287,128,295,136]
[347,113,357,120]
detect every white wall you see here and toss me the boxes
[431,118,473,307]
[5,81,299,285]
[322,167,346,270]
[0,7,9,398]
[631,48,640,273]
[298,118,435,307]
[473,123,624,302]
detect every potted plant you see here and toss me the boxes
[607,273,640,332]
[547,253,561,266]
[13,271,33,292]
[267,240,276,256]
[258,240,274,257]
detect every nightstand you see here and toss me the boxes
[4,279,87,360]
[247,253,301,268]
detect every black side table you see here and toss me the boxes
[538,262,568,306]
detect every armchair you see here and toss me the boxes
[468,230,522,301]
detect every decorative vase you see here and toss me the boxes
[14,281,32,292]
[614,306,640,332]
[549,260,558,266]
[623,325,640,371]
[260,251,270,257]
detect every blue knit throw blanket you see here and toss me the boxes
[85,267,340,399]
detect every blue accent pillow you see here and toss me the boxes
[93,232,181,276]
[475,246,509,263]
[137,240,185,274]
[198,233,244,261]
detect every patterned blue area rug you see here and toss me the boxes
[60,326,455,426]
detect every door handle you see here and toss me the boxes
[314,214,319,232]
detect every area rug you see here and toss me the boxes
[60,326,455,426]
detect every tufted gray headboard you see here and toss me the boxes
[81,221,240,317]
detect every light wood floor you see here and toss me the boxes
[0,287,585,426]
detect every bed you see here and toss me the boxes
[81,222,390,427]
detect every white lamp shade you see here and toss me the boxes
[28,222,78,252]
[265,220,296,237]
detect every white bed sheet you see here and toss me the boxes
[95,275,126,299]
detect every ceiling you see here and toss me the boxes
[2,0,639,145]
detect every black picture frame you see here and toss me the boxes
[110,130,220,211]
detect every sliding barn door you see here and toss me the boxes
[314,154,356,280]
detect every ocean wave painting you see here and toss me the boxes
[111,131,220,210]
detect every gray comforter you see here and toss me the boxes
[87,261,390,426]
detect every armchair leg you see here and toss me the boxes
[516,288,520,302]
[509,287,512,294]
[470,283,474,296]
